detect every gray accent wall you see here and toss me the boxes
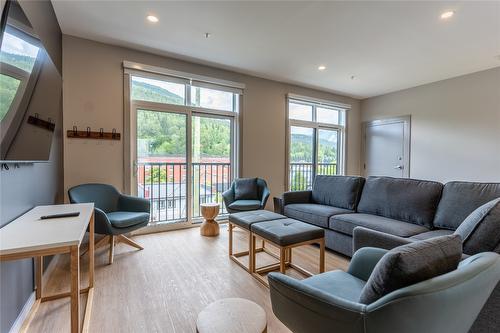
[0,1,62,332]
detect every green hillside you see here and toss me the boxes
[1,51,36,72]
[132,80,183,105]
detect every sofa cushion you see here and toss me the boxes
[107,211,150,229]
[284,203,353,228]
[433,182,500,230]
[358,235,462,304]
[302,270,366,302]
[410,229,454,241]
[234,178,259,200]
[329,213,429,238]
[228,200,261,211]
[251,218,324,246]
[311,175,365,210]
[454,198,500,255]
[357,176,443,228]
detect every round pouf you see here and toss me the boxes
[196,298,267,333]
[200,203,220,237]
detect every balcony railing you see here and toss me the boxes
[137,162,231,223]
[289,162,337,191]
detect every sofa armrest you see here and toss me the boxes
[282,190,312,206]
[118,194,150,213]
[268,272,365,333]
[348,247,388,281]
[352,227,414,253]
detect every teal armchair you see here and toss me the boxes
[269,247,500,333]
[222,178,270,213]
[68,183,150,264]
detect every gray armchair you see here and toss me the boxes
[353,226,500,333]
[222,178,270,213]
[269,247,500,333]
[68,183,150,264]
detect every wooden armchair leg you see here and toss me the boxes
[109,236,115,265]
[117,235,144,250]
[80,235,109,257]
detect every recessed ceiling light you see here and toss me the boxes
[318,65,326,71]
[147,15,159,23]
[440,11,454,19]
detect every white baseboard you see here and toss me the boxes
[8,254,61,333]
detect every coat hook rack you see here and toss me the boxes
[66,126,121,140]
[27,113,55,132]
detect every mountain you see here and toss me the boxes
[131,80,184,104]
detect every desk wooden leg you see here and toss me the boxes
[35,256,43,299]
[89,212,94,288]
[70,245,80,333]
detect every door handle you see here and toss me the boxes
[394,165,404,170]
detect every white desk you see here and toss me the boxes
[0,203,95,333]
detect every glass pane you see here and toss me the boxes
[0,31,39,73]
[192,116,232,217]
[317,129,338,175]
[0,74,21,121]
[317,107,339,125]
[136,110,187,223]
[190,86,234,111]
[131,76,185,105]
[289,126,314,191]
[289,102,313,121]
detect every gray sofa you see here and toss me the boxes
[282,175,500,333]
[282,176,500,257]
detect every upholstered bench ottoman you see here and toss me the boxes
[250,218,325,286]
[228,210,286,271]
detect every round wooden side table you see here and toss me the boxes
[196,298,267,333]
[200,203,220,237]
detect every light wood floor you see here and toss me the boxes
[28,224,349,333]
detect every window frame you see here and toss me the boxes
[285,95,348,191]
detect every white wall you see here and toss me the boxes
[62,35,361,206]
[361,67,500,182]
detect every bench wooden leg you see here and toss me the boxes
[279,247,286,274]
[250,234,256,273]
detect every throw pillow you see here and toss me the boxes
[454,198,500,255]
[358,234,462,304]
[234,178,259,200]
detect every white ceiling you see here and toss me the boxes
[51,1,500,99]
